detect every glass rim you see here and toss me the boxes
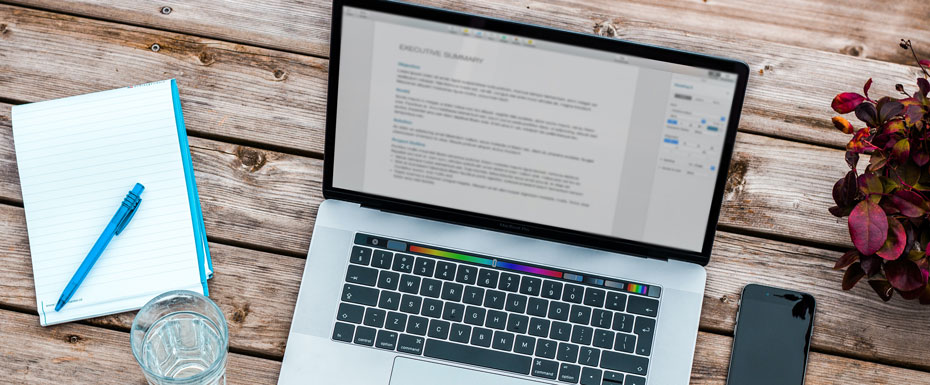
[130,290,229,383]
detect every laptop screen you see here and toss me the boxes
[331,6,739,253]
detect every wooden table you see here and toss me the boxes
[1,0,929,383]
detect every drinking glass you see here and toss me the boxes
[131,290,229,385]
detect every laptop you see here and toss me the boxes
[279,1,748,384]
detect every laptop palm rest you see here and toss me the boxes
[389,357,546,385]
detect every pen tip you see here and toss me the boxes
[55,300,64,312]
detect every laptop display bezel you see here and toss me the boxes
[323,0,749,266]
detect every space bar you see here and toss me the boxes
[424,339,532,375]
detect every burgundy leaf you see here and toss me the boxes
[863,78,873,99]
[877,98,904,122]
[845,151,859,170]
[921,59,930,68]
[842,262,865,290]
[847,128,877,153]
[868,279,894,301]
[905,105,925,126]
[860,254,882,276]
[890,190,927,217]
[914,148,930,167]
[857,172,883,203]
[900,286,924,300]
[892,139,911,163]
[848,200,888,255]
[885,259,925,291]
[883,119,905,134]
[869,151,888,171]
[832,92,866,114]
[829,205,852,217]
[834,250,860,270]
[916,257,930,282]
[919,78,930,97]
[855,103,879,127]
[876,217,906,260]
[832,170,858,207]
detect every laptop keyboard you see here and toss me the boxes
[332,233,661,385]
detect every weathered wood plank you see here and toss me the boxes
[0,4,328,154]
[1,3,926,152]
[0,309,281,384]
[8,0,928,67]
[3,201,930,370]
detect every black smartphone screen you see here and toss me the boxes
[726,284,816,385]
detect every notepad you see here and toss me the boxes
[11,80,212,326]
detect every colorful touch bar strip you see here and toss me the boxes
[627,283,648,295]
[496,261,563,279]
[409,245,493,266]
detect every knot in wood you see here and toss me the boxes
[841,45,863,57]
[198,51,215,66]
[151,43,161,52]
[231,304,251,324]
[0,24,7,35]
[273,69,288,81]
[67,335,82,344]
[161,6,172,15]
[593,21,619,38]
[236,146,266,172]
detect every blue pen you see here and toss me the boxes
[55,183,145,312]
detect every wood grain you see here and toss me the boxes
[1,2,926,153]
[7,0,928,66]
[0,4,329,155]
[0,309,281,385]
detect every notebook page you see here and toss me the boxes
[12,80,204,326]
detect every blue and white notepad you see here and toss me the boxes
[11,80,213,326]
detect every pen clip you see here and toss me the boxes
[115,187,143,235]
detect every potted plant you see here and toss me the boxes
[829,40,930,303]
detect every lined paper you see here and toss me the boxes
[12,80,205,326]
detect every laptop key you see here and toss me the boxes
[471,327,493,347]
[514,335,536,355]
[456,265,478,285]
[350,246,372,265]
[634,317,656,356]
[486,310,507,330]
[435,261,456,280]
[506,314,529,334]
[441,282,464,302]
[425,339,532,375]
[397,334,425,355]
[557,342,579,363]
[499,272,520,292]
[626,296,659,318]
[398,274,421,294]
[378,291,400,311]
[484,290,506,309]
[571,325,594,345]
[345,265,378,286]
[336,302,364,324]
[535,339,557,359]
[385,312,407,332]
[428,319,451,339]
[563,284,584,304]
[450,323,471,343]
[442,302,465,323]
[354,326,376,346]
[506,293,528,313]
[422,298,443,318]
[527,297,548,317]
[612,313,634,333]
[400,294,422,314]
[559,363,581,383]
[548,301,570,321]
[531,358,559,380]
[477,269,499,288]
[464,306,487,326]
[377,271,400,290]
[584,288,606,308]
[371,250,393,269]
[592,309,613,329]
[615,333,636,353]
[520,277,542,296]
[570,305,592,325]
[392,253,415,273]
[414,257,435,277]
[420,278,442,298]
[579,347,601,367]
[601,350,649,376]
[493,331,515,351]
[542,280,563,300]
[406,315,429,336]
[332,321,354,342]
[580,367,603,385]
[625,375,646,385]
[593,329,615,349]
[463,286,484,305]
[342,284,379,306]
[375,330,398,350]
[529,317,551,338]
[551,321,572,342]
[603,371,625,384]
[606,292,627,311]
[364,308,386,328]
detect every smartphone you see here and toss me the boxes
[726,284,816,385]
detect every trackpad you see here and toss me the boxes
[389,357,546,385]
